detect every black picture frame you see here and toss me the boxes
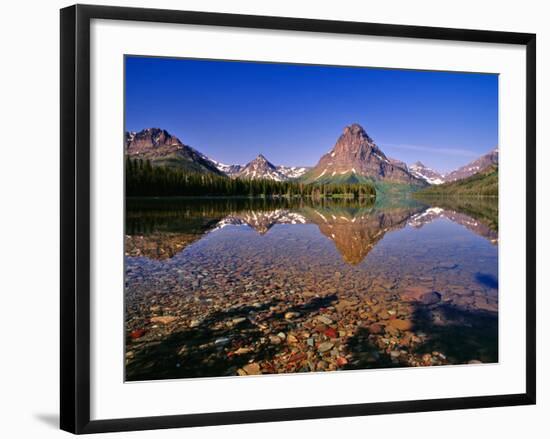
[60,4,536,434]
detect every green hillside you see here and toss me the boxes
[299,170,372,185]
[416,166,498,197]
[146,153,223,175]
[299,171,424,198]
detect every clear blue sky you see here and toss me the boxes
[125,56,498,173]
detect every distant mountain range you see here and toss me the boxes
[125,125,497,186]
[443,148,498,182]
[198,154,310,181]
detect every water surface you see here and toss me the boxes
[125,197,498,380]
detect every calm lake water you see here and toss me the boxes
[124,196,498,381]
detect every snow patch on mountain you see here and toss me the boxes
[409,162,445,185]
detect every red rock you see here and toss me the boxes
[324,328,338,338]
[130,328,146,339]
[336,357,348,366]
[289,353,306,363]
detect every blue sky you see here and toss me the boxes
[125,56,498,173]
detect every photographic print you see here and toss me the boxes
[124,56,498,381]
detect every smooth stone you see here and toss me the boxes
[269,335,282,345]
[242,363,261,375]
[284,312,301,320]
[388,319,413,331]
[287,334,298,344]
[318,342,334,353]
[234,347,252,355]
[421,291,442,305]
[150,316,177,325]
[316,316,333,325]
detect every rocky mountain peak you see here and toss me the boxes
[252,154,271,165]
[126,128,183,155]
[333,123,377,157]
[235,154,286,181]
[302,123,425,185]
[125,128,223,175]
[343,123,373,141]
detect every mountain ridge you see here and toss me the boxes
[444,148,498,182]
[125,127,497,188]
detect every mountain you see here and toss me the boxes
[125,128,224,175]
[409,162,445,185]
[200,157,244,177]
[388,157,408,170]
[276,165,310,179]
[416,165,498,197]
[301,124,426,186]
[444,148,498,182]
[204,156,310,180]
[234,154,288,181]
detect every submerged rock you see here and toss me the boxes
[420,291,442,305]
[150,316,177,325]
[242,363,261,375]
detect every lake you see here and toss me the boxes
[124,196,498,381]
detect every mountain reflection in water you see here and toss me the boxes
[125,197,498,264]
[125,196,498,381]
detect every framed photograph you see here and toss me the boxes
[60,4,536,434]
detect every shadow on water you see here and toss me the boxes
[411,302,498,363]
[343,327,396,369]
[475,272,498,289]
[126,295,338,381]
[343,300,498,369]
